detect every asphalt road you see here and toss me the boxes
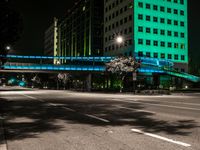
[0,87,200,150]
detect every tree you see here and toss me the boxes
[106,56,140,92]
[57,73,71,90]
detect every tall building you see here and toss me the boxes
[44,17,58,64]
[57,0,104,60]
[104,0,188,72]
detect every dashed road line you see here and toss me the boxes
[116,106,156,114]
[131,128,191,147]
[84,114,110,123]
[110,98,200,111]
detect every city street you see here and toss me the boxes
[0,87,200,150]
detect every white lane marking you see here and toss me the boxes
[84,114,110,123]
[61,107,76,112]
[131,129,191,147]
[116,106,156,114]
[21,94,44,102]
[110,98,200,111]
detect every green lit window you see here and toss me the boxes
[153,40,158,46]
[167,8,171,13]
[138,26,143,32]
[146,15,150,21]
[161,41,165,47]
[160,30,165,35]
[160,6,165,12]
[153,28,158,34]
[168,54,172,59]
[154,53,158,58]
[138,2,143,8]
[153,5,158,10]
[138,14,143,20]
[181,55,185,60]
[146,40,151,45]
[138,39,143,44]
[146,3,150,9]
[146,27,151,33]
[161,53,165,58]
[174,54,178,60]
[168,42,172,47]
[153,17,158,22]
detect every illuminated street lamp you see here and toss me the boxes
[116,36,124,44]
[6,46,11,51]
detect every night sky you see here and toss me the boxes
[11,0,200,66]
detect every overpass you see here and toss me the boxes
[1,54,200,83]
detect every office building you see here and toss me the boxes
[104,0,188,72]
[57,0,104,60]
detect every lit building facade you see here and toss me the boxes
[44,17,58,64]
[57,0,104,61]
[104,0,188,72]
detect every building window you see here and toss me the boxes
[174,54,178,60]
[153,17,158,22]
[138,39,143,44]
[161,53,165,58]
[129,27,132,33]
[146,40,151,45]
[138,51,143,57]
[153,40,158,46]
[168,54,172,59]
[153,5,158,10]
[181,32,185,38]
[138,26,143,32]
[167,30,172,36]
[146,52,150,57]
[160,6,165,12]
[174,43,178,48]
[168,42,172,47]
[138,2,143,8]
[146,15,150,21]
[153,28,158,34]
[180,10,184,16]
[154,53,158,58]
[180,21,185,26]
[160,18,165,23]
[181,55,185,60]
[174,32,178,37]
[146,27,150,33]
[174,0,178,3]
[160,30,165,35]
[174,9,178,14]
[146,3,150,9]
[181,43,185,49]
[138,14,143,20]
[167,19,172,24]
[174,20,178,26]
[161,41,165,47]
[167,8,171,13]
[180,0,184,4]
